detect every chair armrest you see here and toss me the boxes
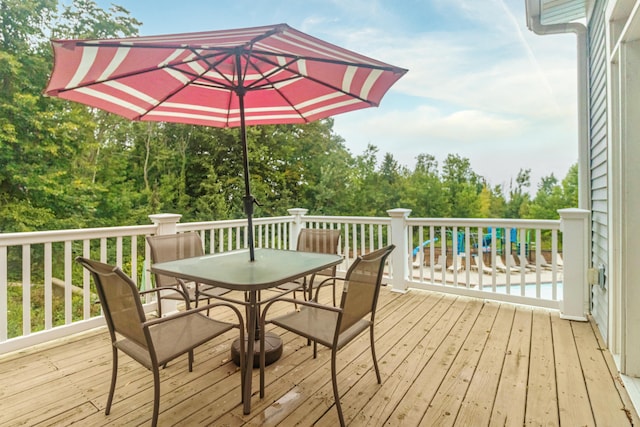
[146,267,192,299]
[140,286,190,306]
[311,276,346,302]
[143,300,245,330]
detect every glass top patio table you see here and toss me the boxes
[150,247,343,291]
[150,247,343,415]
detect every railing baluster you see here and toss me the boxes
[64,241,72,325]
[131,236,138,289]
[552,229,558,300]
[116,236,123,268]
[519,228,526,296]
[0,246,9,341]
[45,242,53,329]
[22,245,31,336]
[0,246,6,341]
[83,240,91,319]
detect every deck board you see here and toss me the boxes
[526,309,559,425]
[0,286,638,426]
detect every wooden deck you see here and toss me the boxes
[1,286,638,426]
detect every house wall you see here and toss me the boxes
[588,0,609,342]
[604,0,640,375]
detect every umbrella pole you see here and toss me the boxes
[238,89,256,262]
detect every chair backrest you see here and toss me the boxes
[147,232,205,287]
[508,254,521,269]
[297,228,340,254]
[338,245,395,334]
[472,255,481,268]
[76,257,148,348]
[297,228,341,276]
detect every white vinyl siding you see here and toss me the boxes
[588,0,608,341]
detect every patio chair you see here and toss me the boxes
[75,257,245,427]
[427,254,446,271]
[447,253,466,272]
[506,254,526,273]
[495,255,513,273]
[259,244,395,427]
[516,254,537,271]
[276,228,341,306]
[472,255,494,275]
[147,232,230,316]
[538,252,554,270]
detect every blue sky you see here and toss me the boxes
[93,0,578,191]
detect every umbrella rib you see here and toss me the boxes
[50,47,236,98]
[134,50,238,121]
[246,52,378,106]
[246,48,405,73]
[238,55,308,121]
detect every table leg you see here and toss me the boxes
[242,291,256,415]
[231,291,283,367]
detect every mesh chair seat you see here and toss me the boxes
[270,309,371,349]
[116,313,235,369]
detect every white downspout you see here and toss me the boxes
[525,0,590,211]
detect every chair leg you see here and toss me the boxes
[369,325,381,384]
[151,367,161,427]
[331,349,346,427]
[238,326,246,403]
[332,279,336,307]
[105,346,118,415]
[259,323,266,398]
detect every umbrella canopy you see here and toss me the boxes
[45,23,407,260]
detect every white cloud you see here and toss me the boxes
[326,0,578,190]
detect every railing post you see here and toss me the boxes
[287,208,308,250]
[559,208,589,321]
[148,213,182,235]
[387,208,412,293]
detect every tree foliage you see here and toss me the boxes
[0,0,580,232]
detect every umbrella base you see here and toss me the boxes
[231,331,283,368]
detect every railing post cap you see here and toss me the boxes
[558,208,589,220]
[287,208,308,215]
[387,208,412,218]
[148,213,182,224]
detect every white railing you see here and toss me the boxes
[0,208,589,354]
[406,217,563,309]
[0,215,295,354]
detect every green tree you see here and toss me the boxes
[561,163,579,207]
[441,154,481,217]
[505,168,531,218]
[527,163,578,219]
[401,153,447,217]
[0,0,141,231]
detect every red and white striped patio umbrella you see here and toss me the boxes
[45,23,407,261]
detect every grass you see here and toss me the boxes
[7,284,101,339]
